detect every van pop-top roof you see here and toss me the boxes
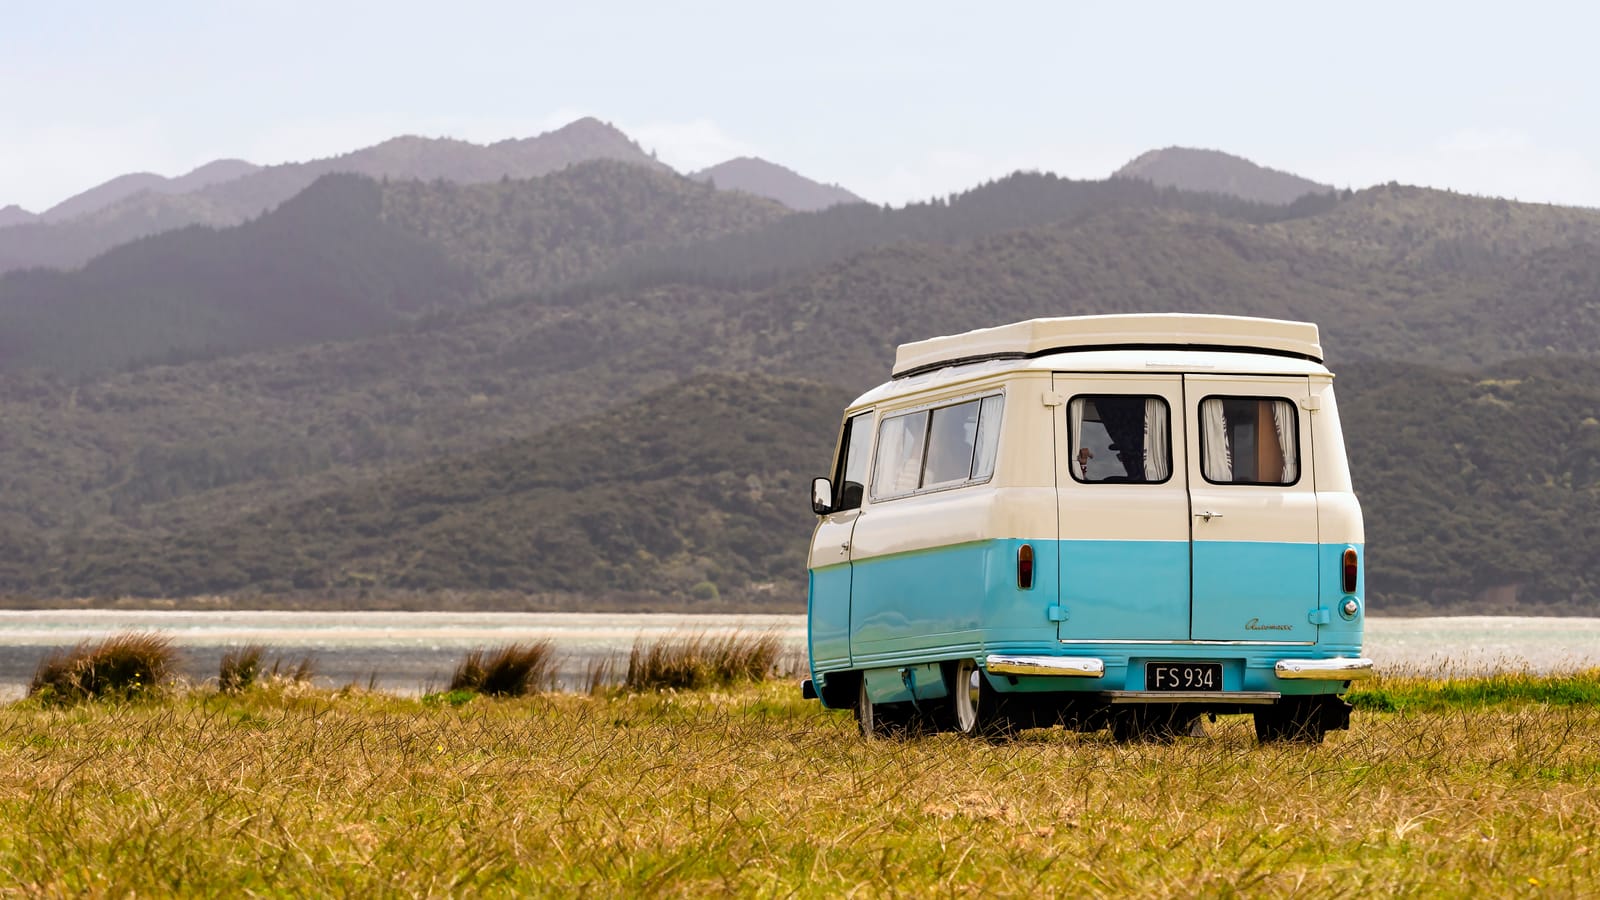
[892,313,1323,378]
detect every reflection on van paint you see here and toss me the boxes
[805,315,1371,744]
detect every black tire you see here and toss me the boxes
[1111,706,1203,743]
[944,659,1015,740]
[854,677,916,740]
[952,658,982,734]
[1255,697,1342,744]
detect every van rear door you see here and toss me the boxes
[1184,376,1319,642]
[1053,375,1190,641]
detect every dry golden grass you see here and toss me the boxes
[625,630,784,691]
[217,644,265,694]
[27,631,177,704]
[448,641,557,697]
[0,673,1594,895]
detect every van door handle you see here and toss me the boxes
[840,542,851,555]
[1195,510,1224,522]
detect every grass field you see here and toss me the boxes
[0,672,1596,896]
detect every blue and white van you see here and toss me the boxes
[804,314,1371,743]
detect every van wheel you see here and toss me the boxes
[855,678,913,739]
[1255,698,1332,744]
[953,658,982,734]
[1111,706,1201,743]
[947,659,1014,739]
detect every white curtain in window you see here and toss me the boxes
[1143,398,1168,481]
[1069,398,1086,479]
[1271,399,1297,483]
[873,417,906,496]
[1201,399,1231,481]
[972,396,1003,480]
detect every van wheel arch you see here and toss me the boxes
[817,670,861,710]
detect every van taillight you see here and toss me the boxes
[1018,544,1034,590]
[1342,548,1359,594]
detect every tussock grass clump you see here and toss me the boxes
[28,632,177,704]
[265,655,316,684]
[448,641,556,697]
[218,644,265,693]
[625,630,782,691]
[583,654,620,695]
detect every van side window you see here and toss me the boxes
[1068,396,1171,483]
[874,410,929,497]
[1199,397,1299,485]
[872,394,1004,500]
[833,412,873,511]
[923,400,981,487]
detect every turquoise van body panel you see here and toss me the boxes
[1056,539,1190,641]
[808,537,1365,699]
[1190,540,1320,642]
[863,663,950,705]
[1316,541,1366,646]
[849,540,991,665]
[809,538,1057,668]
[980,539,1061,646]
[807,562,852,673]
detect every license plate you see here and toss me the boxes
[1146,662,1222,691]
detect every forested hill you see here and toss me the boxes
[690,157,866,211]
[0,205,39,227]
[577,171,1341,297]
[0,161,785,379]
[5,374,849,602]
[39,159,262,224]
[5,157,1600,613]
[0,175,469,378]
[7,362,1600,613]
[1116,147,1334,204]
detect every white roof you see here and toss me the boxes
[891,314,1323,377]
[851,346,1331,409]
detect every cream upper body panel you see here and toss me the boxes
[827,338,1354,558]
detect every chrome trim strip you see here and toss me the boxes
[1059,639,1316,646]
[1275,657,1375,680]
[985,654,1105,677]
[1100,690,1281,705]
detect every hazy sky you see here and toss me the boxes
[4,1,1599,212]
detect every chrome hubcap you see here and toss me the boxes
[956,662,980,732]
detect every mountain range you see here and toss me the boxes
[2,124,1599,615]
[0,119,860,275]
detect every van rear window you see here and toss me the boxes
[872,394,1004,500]
[1199,397,1299,485]
[1068,396,1171,483]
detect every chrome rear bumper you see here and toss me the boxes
[1275,657,1375,680]
[985,654,1104,677]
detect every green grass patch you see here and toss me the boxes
[1348,668,1600,713]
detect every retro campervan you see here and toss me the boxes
[803,314,1371,743]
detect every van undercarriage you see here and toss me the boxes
[806,652,1370,744]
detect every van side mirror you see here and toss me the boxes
[811,477,834,516]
